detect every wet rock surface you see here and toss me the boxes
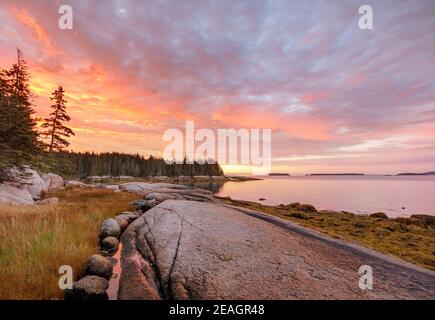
[119,199,435,300]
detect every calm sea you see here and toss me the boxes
[190,175,435,217]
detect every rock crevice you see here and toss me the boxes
[119,196,435,300]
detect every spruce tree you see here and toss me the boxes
[41,85,75,152]
[0,49,40,182]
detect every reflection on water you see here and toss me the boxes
[182,181,226,193]
[107,243,122,300]
[186,176,435,217]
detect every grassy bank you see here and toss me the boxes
[222,198,435,271]
[0,188,138,300]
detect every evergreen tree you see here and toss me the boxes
[48,151,224,178]
[0,49,40,182]
[41,85,75,152]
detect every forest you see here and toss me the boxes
[0,49,223,181]
[52,151,224,178]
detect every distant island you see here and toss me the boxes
[308,173,365,176]
[397,171,435,176]
[268,173,290,176]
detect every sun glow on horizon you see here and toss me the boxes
[0,0,434,174]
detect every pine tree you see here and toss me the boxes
[0,49,40,182]
[41,85,75,152]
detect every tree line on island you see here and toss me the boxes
[0,49,223,182]
[53,152,223,179]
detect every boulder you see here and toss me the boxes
[410,214,435,227]
[122,182,215,204]
[64,275,109,300]
[100,218,121,239]
[114,216,129,231]
[279,202,316,212]
[131,199,156,211]
[119,199,435,300]
[297,204,318,213]
[0,183,34,205]
[370,212,388,219]
[42,173,64,192]
[14,167,44,199]
[117,211,141,222]
[85,254,113,279]
[37,197,59,205]
[100,236,119,256]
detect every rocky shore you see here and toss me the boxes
[61,181,435,300]
[0,168,64,205]
[85,174,261,183]
[2,173,433,299]
[0,172,258,206]
[65,210,142,300]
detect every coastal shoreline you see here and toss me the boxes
[1,180,434,300]
[83,175,262,184]
[217,196,435,271]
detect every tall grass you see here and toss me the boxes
[0,188,138,300]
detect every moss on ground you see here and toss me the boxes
[221,198,435,271]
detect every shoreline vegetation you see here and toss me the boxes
[0,187,139,299]
[83,174,261,184]
[397,171,435,176]
[219,197,435,271]
[1,181,434,300]
[48,151,225,179]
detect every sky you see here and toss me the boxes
[0,0,434,174]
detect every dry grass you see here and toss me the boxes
[223,198,435,271]
[0,188,138,300]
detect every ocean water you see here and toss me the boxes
[191,175,435,217]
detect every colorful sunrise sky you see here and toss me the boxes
[1,0,434,174]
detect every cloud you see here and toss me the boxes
[339,136,418,152]
[0,0,434,173]
[13,8,62,56]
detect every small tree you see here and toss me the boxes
[0,49,41,182]
[41,86,74,152]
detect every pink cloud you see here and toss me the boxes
[0,0,434,173]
